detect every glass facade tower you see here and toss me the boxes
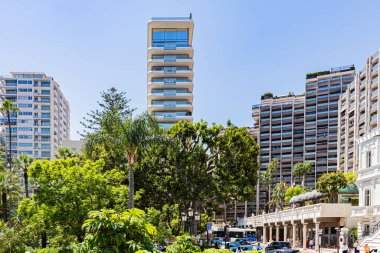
[147,17,194,129]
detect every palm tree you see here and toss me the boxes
[0,100,19,168]
[115,113,159,208]
[54,147,76,159]
[293,161,312,187]
[13,154,34,198]
[0,170,22,222]
[260,171,271,210]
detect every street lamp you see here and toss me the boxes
[188,207,194,217]
[182,208,201,236]
[195,212,200,221]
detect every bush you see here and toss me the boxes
[203,249,234,253]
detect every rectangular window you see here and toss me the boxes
[367,150,372,168]
[18,88,32,92]
[18,103,33,108]
[19,143,33,147]
[41,90,50,95]
[41,144,51,150]
[365,189,371,206]
[18,112,33,116]
[19,151,33,155]
[19,135,33,139]
[17,80,33,84]
[41,128,50,134]
[41,81,50,87]
[41,105,50,111]
[41,98,51,103]
[41,113,51,118]
[18,96,32,100]
[18,127,33,131]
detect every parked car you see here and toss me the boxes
[265,241,291,253]
[266,250,300,253]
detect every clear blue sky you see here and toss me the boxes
[1,0,380,139]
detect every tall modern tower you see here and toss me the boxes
[0,72,70,161]
[147,16,194,129]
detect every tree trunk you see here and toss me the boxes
[41,231,47,248]
[256,181,260,215]
[24,169,29,198]
[7,111,12,169]
[2,192,7,222]
[128,164,134,208]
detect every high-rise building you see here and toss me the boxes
[252,65,355,213]
[147,16,194,129]
[304,65,355,186]
[338,49,379,172]
[253,93,305,209]
[0,72,70,160]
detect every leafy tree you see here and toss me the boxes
[262,158,279,204]
[0,170,22,223]
[214,124,259,208]
[13,154,34,198]
[271,182,286,210]
[0,220,24,253]
[292,161,312,187]
[285,185,306,203]
[79,209,157,253]
[317,170,348,203]
[29,158,129,243]
[54,147,78,160]
[166,234,201,253]
[82,87,136,169]
[344,172,357,185]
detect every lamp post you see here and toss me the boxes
[182,208,201,236]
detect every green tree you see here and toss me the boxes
[79,209,157,253]
[0,170,22,223]
[0,100,19,222]
[264,158,279,204]
[317,170,348,203]
[166,234,201,253]
[82,87,136,169]
[285,185,306,203]
[29,158,128,243]
[344,172,357,185]
[13,154,34,198]
[0,220,24,253]
[271,182,286,210]
[54,147,77,160]
[292,161,312,187]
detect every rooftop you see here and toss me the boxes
[306,65,355,79]
[150,14,193,22]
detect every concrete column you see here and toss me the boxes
[303,223,308,249]
[358,221,363,240]
[292,224,297,248]
[328,227,331,245]
[269,225,273,242]
[263,225,268,244]
[284,224,288,241]
[315,223,320,251]
[276,224,280,241]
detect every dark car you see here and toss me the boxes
[265,241,291,253]
[267,250,300,253]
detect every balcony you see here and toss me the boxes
[371,90,378,100]
[371,64,378,76]
[147,68,193,79]
[148,56,193,69]
[371,77,379,88]
[148,79,193,90]
[148,101,193,111]
[352,205,380,218]
[153,112,192,123]
[148,90,193,100]
[147,45,194,59]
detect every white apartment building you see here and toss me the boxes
[0,72,70,160]
[147,16,194,129]
[352,130,380,248]
[338,49,380,172]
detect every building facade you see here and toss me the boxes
[0,72,70,160]
[304,66,355,186]
[352,129,380,247]
[338,50,379,172]
[253,93,305,209]
[61,139,84,154]
[147,16,194,129]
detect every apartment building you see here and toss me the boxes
[304,65,355,186]
[0,72,70,160]
[147,16,194,129]
[253,93,305,208]
[338,50,380,172]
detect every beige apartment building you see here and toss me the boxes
[147,16,194,129]
[338,49,380,172]
[0,72,70,160]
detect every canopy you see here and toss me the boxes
[289,190,327,203]
[338,184,359,194]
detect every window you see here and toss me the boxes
[19,151,33,155]
[41,81,50,87]
[18,112,33,116]
[18,96,32,100]
[41,144,51,150]
[41,113,51,118]
[367,150,372,168]
[41,128,50,134]
[152,28,189,47]
[19,135,32,139]
[19,143,33,147]
[18,103,32,108]
[18,88,32,92]
[41,105,50,111]
[17,80,33,84]
[365,189,371,206]
[41,90,50,95]
[18,127,33,131]
[41,98,50,102]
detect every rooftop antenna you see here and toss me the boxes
[189,13,192,19]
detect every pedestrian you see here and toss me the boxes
[309,238,314,249]
[235,246,242,253]
[214,242,219,249]
[341,242,349,253]
[364,244,370,253]
[353,240,359,253]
